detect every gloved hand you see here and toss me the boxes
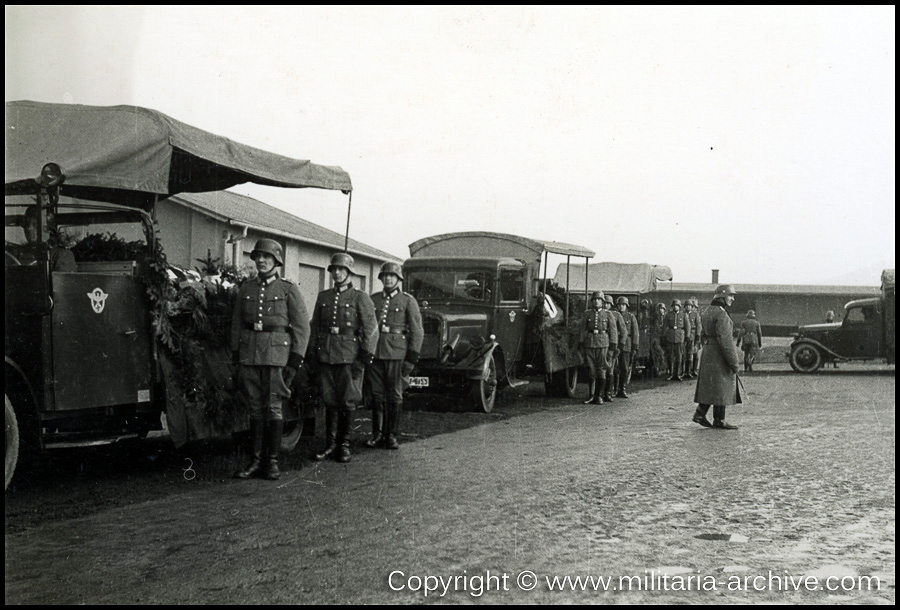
[282,365,297,388]
[401,360,415,378]
[351,359,367,378]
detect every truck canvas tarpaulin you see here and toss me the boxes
[5,100,352,208]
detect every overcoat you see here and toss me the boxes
[739,318,763,355]
[693,302,743,406]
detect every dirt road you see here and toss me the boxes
[5,364,895,604]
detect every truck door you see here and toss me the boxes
[834,304,881,358]
[50,269,154,410]
[494,267,528,376]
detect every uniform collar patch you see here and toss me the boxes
[335,283,353,294]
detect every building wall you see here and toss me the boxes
[155,199,387,314]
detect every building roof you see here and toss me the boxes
[658,282,880,296]
[169,190,400,262]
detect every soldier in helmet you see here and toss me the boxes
[365,261,424,450]
[649,302,668,378]
[738,309,763,372]
[310,252,377,463]
[683,297,702,379]
[601,295,625,402]
[231,238,309,480]
[663,299,691,381]
[578,291,612,404]
[615,296,640,398]
[692,284,742,429]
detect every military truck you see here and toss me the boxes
[789,269,895,372]
[5,101,352,489]
[402,232,595,412]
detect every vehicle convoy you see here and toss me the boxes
[789,269,895,373]
[5,100,352,490]
[402,232,595,412]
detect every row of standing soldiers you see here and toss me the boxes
[580,293,704,405]
[230,239,423,481]
[643,298,703,381]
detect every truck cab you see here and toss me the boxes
[790,291,892,372]
[403,232,594,412]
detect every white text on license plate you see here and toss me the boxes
[409,376,430,388]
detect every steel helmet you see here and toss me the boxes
[616,296,629,306]
[378,261,403,281]
[747,310,756,318]
[671,299,682,308]
[250,238,284,266]
[327,252,355,273]
[714,284,737,297]
[657,302,667,310]
[640,298,650,308]
[590,291,605,300]
[603,294,614,304]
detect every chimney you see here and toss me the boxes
[711,269,719,284]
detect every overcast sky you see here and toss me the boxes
[5,6,895,285]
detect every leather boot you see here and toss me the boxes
[713,405,738,429]
[235,419,264,479]
[263,420,284,480]
[385,402,400,450]
[692,404,712,427]
[366,409,384,447]
[335,411,352,463]
[583,380,596,404]
[314,409,337,461]
[602,376,614,402]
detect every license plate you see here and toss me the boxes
[408,376,430,388]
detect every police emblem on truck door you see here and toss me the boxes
[87,288,109,313]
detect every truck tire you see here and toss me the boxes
[790,343,823,373]
[5,395,20,491]
[470,353,498,413]
[280,420,302,453]
[548,367,579,398]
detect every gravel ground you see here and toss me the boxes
[5,362,895,604]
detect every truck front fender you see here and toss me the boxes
[459,341,500,381]
[790,338,842,361]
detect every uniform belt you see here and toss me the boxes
[244,324,289,332]
[322,327,358,336]
[380,326,408,335]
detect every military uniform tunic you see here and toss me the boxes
[230,274,309,420]
[309,283,378,411]
[663,309,691,378]
[580,307,612,381]
[367,287,425,440]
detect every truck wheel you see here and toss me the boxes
[471,353,498,413]
[280,420,302,453]
[5,395,20,491]
[550,367,579,398]
[790,344,822,373]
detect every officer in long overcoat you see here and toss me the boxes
[310,252,378,463]
[231,239,309,480]
[366,261,424,450]
[579,291,613,404]
[650,303,668,377]
[692,284,742,429]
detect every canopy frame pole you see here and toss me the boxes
[343,190,352,252]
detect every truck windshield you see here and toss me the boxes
[407,269,493,303]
